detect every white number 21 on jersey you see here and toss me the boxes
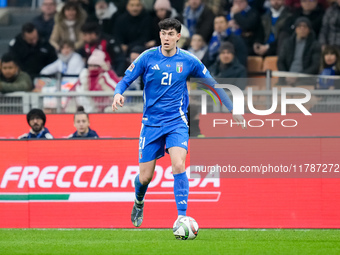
[161,72,172,86]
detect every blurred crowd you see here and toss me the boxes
[1,0,340,98]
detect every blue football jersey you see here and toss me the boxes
[114,46,233,126]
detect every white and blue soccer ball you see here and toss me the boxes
[173,216,199,240]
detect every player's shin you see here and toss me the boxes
[173,172,189,216]
[134,174,148,202]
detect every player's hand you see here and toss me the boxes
[112,94,124,112]
[233,114,247,129]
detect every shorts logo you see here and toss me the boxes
[139,151,142,159]
[176,62,183,73]
[181,141,187,147]
[127,63,135,72]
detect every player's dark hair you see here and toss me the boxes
[74,106,89,120]
[1,52,18,65]
[81,22,100,35]
[21,23,36,35]
[158,18,181,33]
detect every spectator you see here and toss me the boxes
[278,17,321,85]
[283,0,324,39]
[227,0,263,55]
[319,0,340,49]
[318,45,340,89]
[151,0,189,48]
[40,40,84,75]
[183,0,215,43]
[79,22,126,76]
[0,53,32,93]
[188,34,208,64]
[225,0,266,15]
[170,0,185,15]
[208,15,248,67]
[208,42,247,89]
[50,2,87,51]
[114,0,154,55]
[68,106,99,138]
[253,0,291,56]
[285,0,328,11]
[9,23,57,80]
[127,45,145,90]
[57,0,96,17]
[32,0,57,42]
[19,108,53,139]
[69,49,121,112]
[205,0,227,15]
[86,0,120,36]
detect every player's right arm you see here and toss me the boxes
[111,51,147,111]
[112,93,125,111]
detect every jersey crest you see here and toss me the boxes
[176,62,183,73]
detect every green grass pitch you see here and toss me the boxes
[1,229,340,255]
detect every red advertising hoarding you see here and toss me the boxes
[1,138,340,228]
[1,112,340,139]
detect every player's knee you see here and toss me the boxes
[139,175,152,185]
[172,161,185,174]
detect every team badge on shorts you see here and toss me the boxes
[176,62,183,73]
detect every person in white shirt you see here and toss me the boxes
[40,40,85,75]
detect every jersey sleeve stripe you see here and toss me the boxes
[134,47,158,63]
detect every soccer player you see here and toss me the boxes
[112,18,245,227]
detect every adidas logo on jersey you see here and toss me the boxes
[178,200,187,205]
[181,141,187,146]
[151,64,160,70]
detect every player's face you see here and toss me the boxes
[160,29,181,52]
[29,117,44,133]
[1,61,19,79]
[74,114,90,135]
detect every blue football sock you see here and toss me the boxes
[134,174,148,202]
[173,171,189,216]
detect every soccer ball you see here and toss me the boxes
[173,216,199,240]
